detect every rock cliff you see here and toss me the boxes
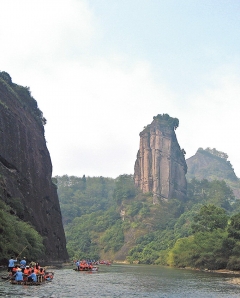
[134,114,187,202]
[0,72,68,262]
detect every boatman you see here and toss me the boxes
[8,257,17,272]
[20,257,27,270]
[75,260,80,271]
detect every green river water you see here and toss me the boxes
[1,264,240,297]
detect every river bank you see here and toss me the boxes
[184,267,240,286]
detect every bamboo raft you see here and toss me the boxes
[73,266,98,272]
[7,272,54,285]
[10,280,43,286]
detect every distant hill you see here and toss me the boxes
[186,147,240,199]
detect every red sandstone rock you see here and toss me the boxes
[134,115,187,203]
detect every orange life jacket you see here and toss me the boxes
[23,268,31,275]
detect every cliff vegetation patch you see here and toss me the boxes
[0,200,45,265]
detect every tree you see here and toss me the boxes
[0,201,45,264]
[228,213,240,240]
[113,174,136,204]
[191,204,228,233]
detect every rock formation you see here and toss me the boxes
[186,147,238,182]
[134,114,187,203]
[0,72,68,262]
[186,147,240,199]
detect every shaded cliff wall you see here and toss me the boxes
[134,116,187,202]
[0,72,68,262]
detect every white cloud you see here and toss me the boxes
[0,0,94,67]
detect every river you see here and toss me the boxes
[1,264,240,297]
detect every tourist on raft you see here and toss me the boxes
[12,265,19,275]
[39,268,45,275]
[22,266,31,281]
[23,266,31,275]
[28,269,37,282]
[8,260,52,283]
[34,262,41,273]
[14,268,24,281]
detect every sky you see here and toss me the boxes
[1,0,240,178]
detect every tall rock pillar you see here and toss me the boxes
[134,114,187,203]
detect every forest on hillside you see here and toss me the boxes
[56,174,240,270]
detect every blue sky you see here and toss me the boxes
[1,0,240,178]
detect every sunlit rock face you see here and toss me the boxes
[0,72,68,263]
[134,115,187,203]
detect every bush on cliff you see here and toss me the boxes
[0,201,45,265]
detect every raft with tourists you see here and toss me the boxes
[2,258,54,286]
[74,260,98,272]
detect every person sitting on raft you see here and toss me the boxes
[44,272,53,281]
[33,262,41,274]
[39,268,45,275]
[12,265,19,273]
[11,265,19,278]
[23,266,31,281]
[14,268,23,281]
[23,266,31,275]
[28,269,37,282]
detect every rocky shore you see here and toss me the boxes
[203,269,240,286]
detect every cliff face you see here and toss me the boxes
[134,115,187,202]
[0,72,68,262]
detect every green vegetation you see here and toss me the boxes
[65,206,122,260]
[57,173,240,270]
[203,147,228,160]
[191,204,228,233]
[113,174,137,204]
[0,200,45,264]
[167,206,240,270]
[0,71,12,84]
[57,175,133,260]
[187,147,239,182]
[1,167,239,270]
[153,113,179,130]
[56,175,115,225]
[0,71,46,127]
[13,84,46,125]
